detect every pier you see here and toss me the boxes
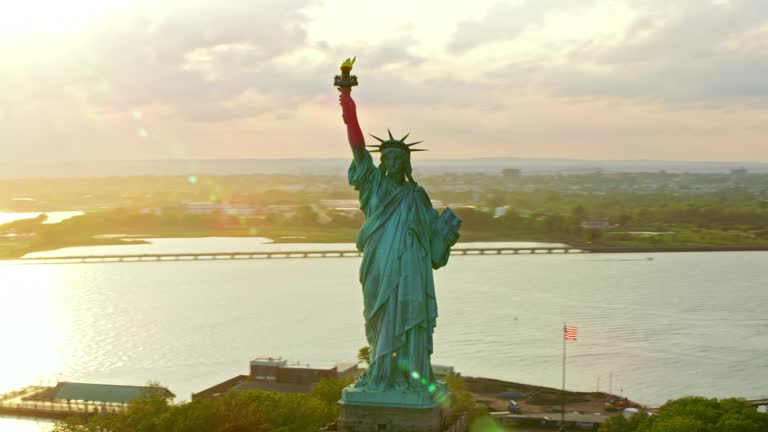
[0,382,174,420]
[0,385,121,420]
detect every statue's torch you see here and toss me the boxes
[334,57,358,91]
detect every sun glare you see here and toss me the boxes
[0,0,129,37]
[0,265,64,394]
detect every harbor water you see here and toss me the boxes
[1,238,767,428]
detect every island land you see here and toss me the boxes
[2,169,768,258]
[0,373,642,430]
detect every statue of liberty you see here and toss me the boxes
[335,58,461,406]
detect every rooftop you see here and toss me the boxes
[52,382,175,404]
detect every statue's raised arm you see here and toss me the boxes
[335,57,366,165]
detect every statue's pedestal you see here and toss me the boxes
[337,385,451,432]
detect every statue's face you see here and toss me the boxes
[382,149,408,178]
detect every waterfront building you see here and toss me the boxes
[581,220,612,230]
[193,357,358,400]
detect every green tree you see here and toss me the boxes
[308,377,355,419]
[601,413,632,432]
[54,389,335,432]
[357,346,370,366]
[599,397,768,432]
[614,213,633,227]
[468,405,504,432]
[571,205,587,219]
[585,228,604,243]
[443,373,502,431]
[444,373,473,415]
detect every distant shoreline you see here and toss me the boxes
[4,211,768,259]
[2,157,768,179]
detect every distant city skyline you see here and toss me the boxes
[1,0,767,162]
[2,157,767,179]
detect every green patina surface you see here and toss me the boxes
[341,383,450,409]
[342,148,460,408]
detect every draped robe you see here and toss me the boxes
[349,150,453,391]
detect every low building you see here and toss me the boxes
[185,202,262,216]
[581,220,612,230]
[193,357,358,400]
[320,200,360,213]
[249,357,357,385]
[432,364,455,376]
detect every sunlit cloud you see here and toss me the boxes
[0,0,130,36]
[0,0,767,162]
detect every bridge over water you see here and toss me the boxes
[8,245,767,265]
[14,246,583,264]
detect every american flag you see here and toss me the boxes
[564,325,577,341]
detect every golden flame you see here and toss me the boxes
[340,57,356,69]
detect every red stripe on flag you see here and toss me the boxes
[564,325,577,340]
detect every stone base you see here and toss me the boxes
[337,402,450,432]
[341,385,447,409]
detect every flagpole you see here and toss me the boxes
[561,321,566,431]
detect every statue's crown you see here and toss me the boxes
[367,129,427,153]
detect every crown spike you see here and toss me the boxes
[366,130,428,154]
[369,134,386,143]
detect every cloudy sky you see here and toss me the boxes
[1,0,767,161]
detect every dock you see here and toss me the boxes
[0,386,117,420]
[0,382,174,421]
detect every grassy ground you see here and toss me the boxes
[464,375,642,414]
